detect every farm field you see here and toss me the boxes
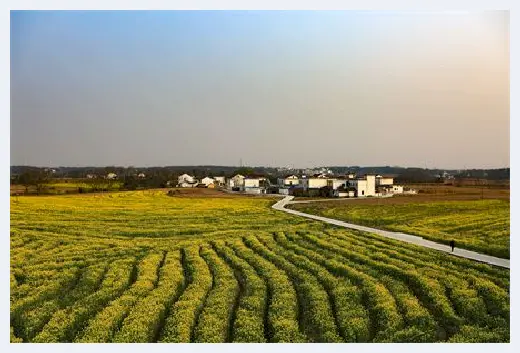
[10,190,510,343]
[289,198,510,259]
[294,184,510,202]
[11,180,123,196]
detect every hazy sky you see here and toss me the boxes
[10,11,509,169]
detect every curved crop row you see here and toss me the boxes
[192,246,239,342]
[113,251,185,342]
[287,234,445,341]
[259,232,370,342]
[74,253,162,342]
[304,231,500,332]
[276,232,404,341]
[319,229,509,288]
[288,232,463,339]
[159,246,213,342]
[17,263,108,341]
[211,241,267,342]
[323,228,509,285]
[11,266,81,339]
[243,235,342,342]
[469,276,510,322]
[31,258,136,342]
[227,240,306,342]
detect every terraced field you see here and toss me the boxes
[10,191,510,343]
[289,199,510,259]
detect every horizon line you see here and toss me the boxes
[10,164,511,171]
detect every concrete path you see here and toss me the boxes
[272,196,510,269]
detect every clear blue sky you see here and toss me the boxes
[10,10,509,168]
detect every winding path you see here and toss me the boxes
[272,196,510,269]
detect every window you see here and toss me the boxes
[362,190,365,196]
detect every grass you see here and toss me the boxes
[288,199,510,258]
[10,190,509,343]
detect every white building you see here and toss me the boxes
[213,176,226,186]
[301,174,329,190]
[376,175,394,186]
[227,174,245,189]
[278,175,300,187]
[295,171,408,198]
[392,185,404,194]
[106,173,117,180]
[178,174,195,184]
[334,187,356,198]
[244,176,268,194]
[348,175,376,197]
[201,177,215,186]
[178,174,197,187]
[327,178,348,190]
[137,173,146,179]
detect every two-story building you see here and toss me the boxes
[300,174,329,190]
[347,174,377,197]
[178,174,198,188]
[213,176,226,186]
[277,175,300,187]
[227,174,245,190]
[244,175,268,194]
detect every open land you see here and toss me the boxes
[10,189,510,343]
[288,186,510,259]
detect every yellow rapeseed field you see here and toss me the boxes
[289,199,510,258]
[10,191,510,343]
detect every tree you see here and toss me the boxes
[15,169,51,195]
[14,168,50,195]
[16,172,35,194]
[233,167,254,176]
[34,170,51,195]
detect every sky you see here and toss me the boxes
[10,10,509,169]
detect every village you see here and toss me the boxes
[175,172,417,198]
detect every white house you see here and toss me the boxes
[227,174,245,189]
[213,176,226,186]
[376,175,394,186]
[301,174,329,190]
[106,173,117,180]
[137,173,146,179]
[278,175,300,187]
[178,174,197,188]
[201,177,215,186]
[348,175,376,197]
[178,174,195,184]
[244,176,267,188]
[244,176,268,194]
